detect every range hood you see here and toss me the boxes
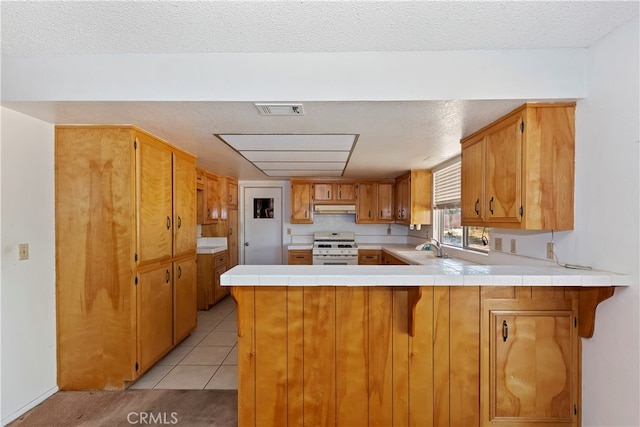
[313,204,356,214]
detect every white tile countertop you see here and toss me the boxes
[197,237,227,254]
[221,263,629,287]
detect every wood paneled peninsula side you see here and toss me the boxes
[222,260,626,427]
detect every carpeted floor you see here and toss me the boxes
[8,390,237,427]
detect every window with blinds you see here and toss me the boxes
[433,162,461,209]
[433,159,489,252]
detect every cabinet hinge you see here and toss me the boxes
[134,139,137,149]
[520,121,524,133]
[519,206,524,217]
[135,362,139,371]
[134,253,138,262]
[135,276,138,285]
[574,404,577,415]
[574,317,577,328]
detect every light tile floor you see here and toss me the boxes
[130,295,238,390]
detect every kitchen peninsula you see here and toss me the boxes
[222,257,626,427]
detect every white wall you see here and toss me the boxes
[0,107,57,424]
[483,18,639,425]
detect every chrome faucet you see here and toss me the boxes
[430,238,443,258]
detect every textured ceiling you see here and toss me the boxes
[2,1,638,55]
[1,1,638,180]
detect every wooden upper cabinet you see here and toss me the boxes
[291,181,313,223]
[173,152,197,257]
[204,173,219,224]
[482,298,578,426]
[312,181,356,204]
[377,182,395,221]
[137,133,174,264]
[356,183,376,223]
[395,170,432,226]
[485,114,523,224]
[356,181,395,224]
[227,178,238,210]
[335,183,356,202]
[313,182,334,202]
[461,135,486,223]
[461,103,575,230]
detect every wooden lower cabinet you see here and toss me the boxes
[358,249,381,265]
[381,250,408,265]
[137,262,174,374]
[173,256,197,345]
[230,285,610,426]
[288,249,312,265]
[197,251,229,309]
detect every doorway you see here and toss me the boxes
[242,187,283,265]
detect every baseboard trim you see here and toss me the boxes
[2,385,59,426]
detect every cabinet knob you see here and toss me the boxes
[178,266,182,279]
[502,320,508,341]
[166,216,171,230]
[474,199,479,215]
[489,197,494,215]
[166,270,171,283]
[177,216,182,229]
[245,242,250,246]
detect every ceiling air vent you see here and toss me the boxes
[255,103,304,116]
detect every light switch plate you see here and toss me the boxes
[510,239,516,254]
[19,243,29,260]
[495,238,502,252]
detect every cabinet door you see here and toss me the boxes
[205,173,219,223]
[137,262,174,373]
[174,257,197,344]
[313,183,333,201]
[174,152,196,257]
[376,182,394,221]
[228,179,238,210]
[137,134,173,264]
[291,182,313,223]
[214,265,228,303]
[336,183,356,202]
[356,183,376,223]
[196,254,213,310]
[482,299,578,426]
[461,137,486,224]
[395,175,410,224]
[485,115,522,224]
[228,209,239,268]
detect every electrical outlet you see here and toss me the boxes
[495,238,502,252]
[386,226,391,235]
[19,243,29,260]
[510,239,516,254]
[287,228,291,235]
[547,242,555,260]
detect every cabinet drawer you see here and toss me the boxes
[358,249,381,265]
[288,250,312,265]
[214,252,228,268]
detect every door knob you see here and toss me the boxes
[245,242,249,246]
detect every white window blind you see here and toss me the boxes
[433,161,461,209]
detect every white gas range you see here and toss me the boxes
[312,231,358,265]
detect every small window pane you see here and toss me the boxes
[466,227,490,251]
[442,208,462,247]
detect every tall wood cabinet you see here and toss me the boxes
[461,103,575,230]
[55,126,197,390]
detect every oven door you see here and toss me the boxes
[312,254,358,265]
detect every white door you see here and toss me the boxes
[243,187,283,265]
